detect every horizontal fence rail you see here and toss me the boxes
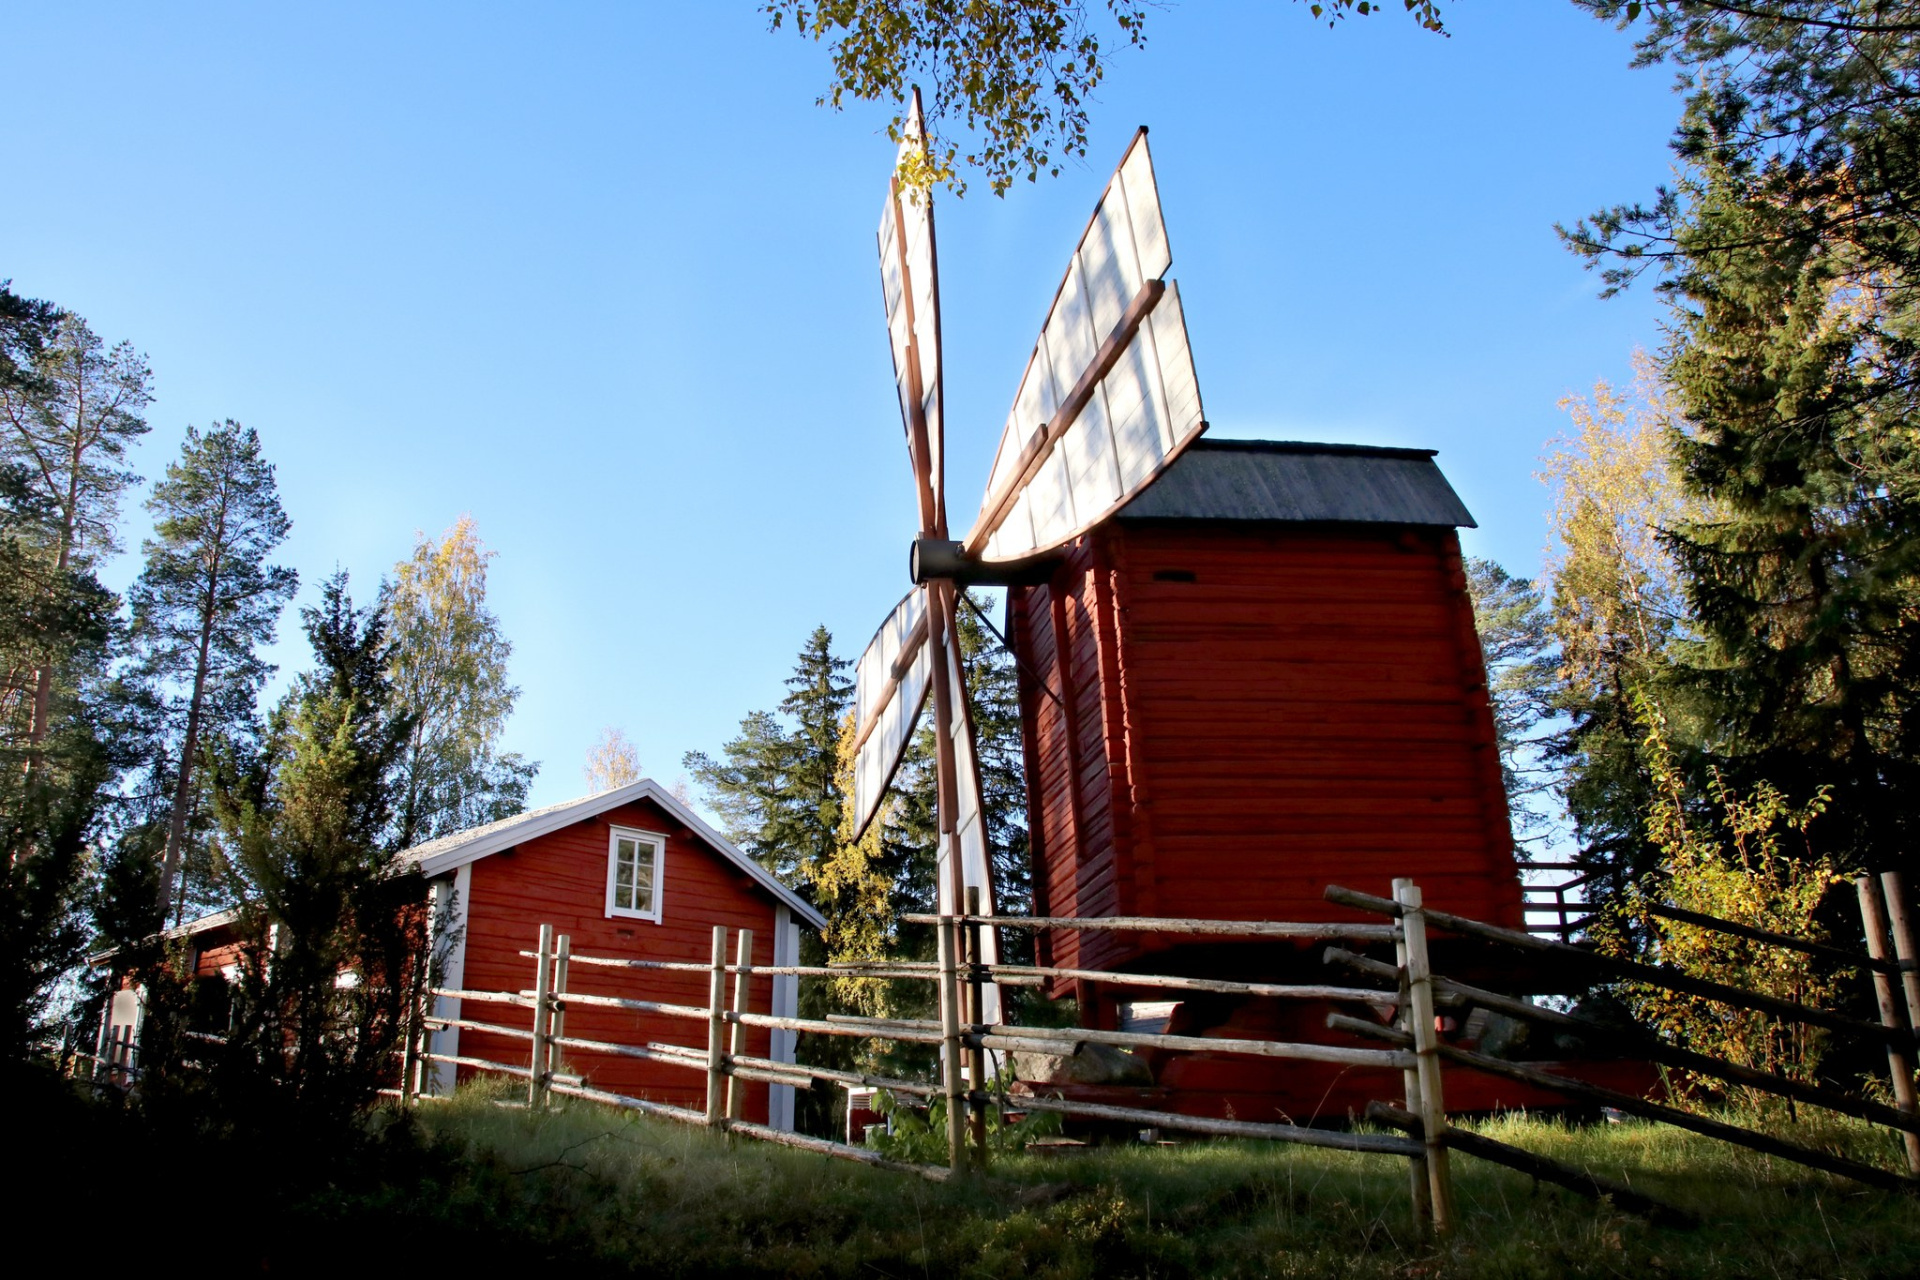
[408,905,1457,1231]
[1327,880,1920,1197]
[401,877,1920,1238]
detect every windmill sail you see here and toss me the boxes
[851,591,933,840]
[877,93,946,523]
[967,131,1206,563]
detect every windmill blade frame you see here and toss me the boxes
[877,90,946,536]
[850,590,934,840]
[964,129,1207,564]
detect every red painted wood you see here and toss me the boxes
[454,797,787,1122]
[1009,522,1527,1000]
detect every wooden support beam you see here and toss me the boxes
[1397,880,1453,1235]
[726,928,753,1124]
[706,925,728,1129]
[1857,876,1920,1174]
[1333,1013,1920,1194]
[527,923,554,1109]
[1323,948,1920,1136]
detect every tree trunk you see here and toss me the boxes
[21,393,85,785]
[155,494,230,918]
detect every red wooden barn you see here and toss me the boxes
[1005,439,1533,1119]
[404,779,826,1127]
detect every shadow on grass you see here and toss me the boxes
[22,1066,1920,1278]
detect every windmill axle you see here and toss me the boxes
[910,538,1034,586]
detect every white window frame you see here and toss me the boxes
[605,825,666,922]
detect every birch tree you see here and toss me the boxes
[130,422,296,918]
[584,727,642,793]
[388,518,535,846]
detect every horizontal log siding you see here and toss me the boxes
[1011,523,1524,987]
[1112,524,1523,929]
[457,798,781,1121]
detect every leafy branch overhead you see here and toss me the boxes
[765,1,1447,194]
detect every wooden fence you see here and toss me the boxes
[411,893,1450,1223]
[408,875,1920,1237]
[1323,874,1920,1222]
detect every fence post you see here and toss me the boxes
[1879,872,1920,1034]
[1391,890,1433,1232]
[1396,878,1453,1236]
[965,887,990,1169]
[528,923,554,1109]
[726,928,754,1123]
[706,925,729,1129]
[937,911,967,1174]
[1856,875,1920,1173]
[546,933,571,1093]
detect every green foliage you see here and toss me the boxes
[0,290,144,1063]
[767,1,1446,196]
[1464,558,1560,852]
[204,573,426,1129]
[129,420,297,921]
[864,1088,1064,1161]
[387,517,536,847]
[1597,697,1845,1092]
[687,624,852,889]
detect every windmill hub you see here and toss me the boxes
[910,538,994,585]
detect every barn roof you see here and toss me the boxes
[1116,439,1477,528]
[395,779,828,930]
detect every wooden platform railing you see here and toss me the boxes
[1324,877,1920,1206]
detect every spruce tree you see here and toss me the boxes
[129,421,297,919]
[686,625,852,889]
[209,572,422,1127]
[1659,154,1920,872]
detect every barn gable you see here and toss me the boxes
[409,780,821,1126]
[397,778,826,930]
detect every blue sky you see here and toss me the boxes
[5,3,1679,809]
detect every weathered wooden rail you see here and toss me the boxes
[410,894,1449,1230]
[1324,876,1920,1202]
[408,874,1920,1238]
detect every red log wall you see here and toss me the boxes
[453,797,783,1122]
[1009,521,1524,984]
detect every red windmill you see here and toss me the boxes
[852,102,1530,1118]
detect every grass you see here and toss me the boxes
[330,1080,1920,1279]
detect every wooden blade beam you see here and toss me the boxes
[962,278,1164,557]
[850,604,930,756]
[887,174,941,540]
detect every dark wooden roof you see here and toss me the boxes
[1116,439,1477,528]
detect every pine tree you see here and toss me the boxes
[953,593,1031,932]
[129,421,297,919]
[388,517,536,846]
[0,307,150,777]
[1464,559,1561,857]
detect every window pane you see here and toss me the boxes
[614,839,636,910]
[633,841,656,913]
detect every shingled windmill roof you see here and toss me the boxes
[1116,439,1477,528]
